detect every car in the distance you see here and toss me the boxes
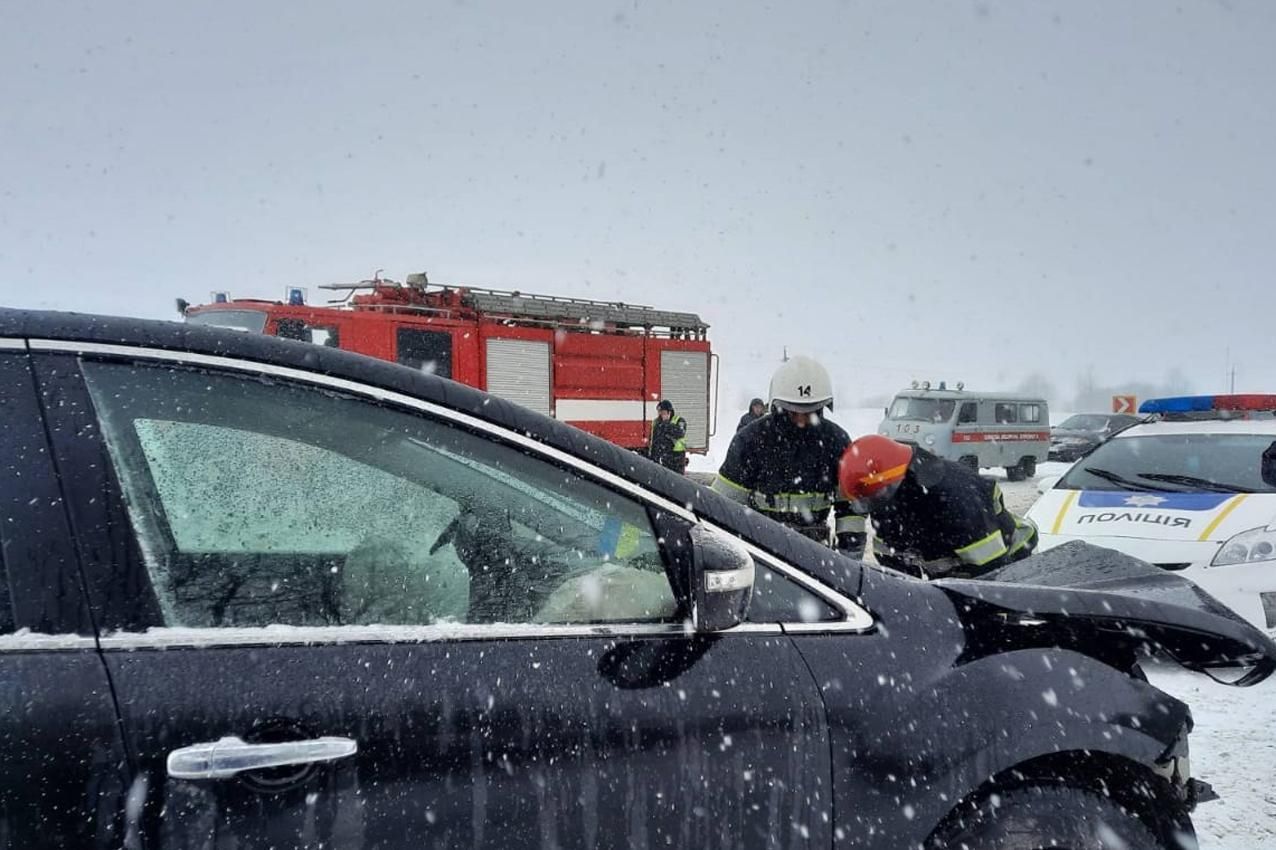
[1049,412,1142,462]
[2,312,1273,850]
[1029,395,1276,631]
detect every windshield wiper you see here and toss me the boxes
[1136,472,1256,494]
[1080,467,1176,492]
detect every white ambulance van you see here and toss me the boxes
[878,384,1050,480]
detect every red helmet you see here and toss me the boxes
[839,435,914,500]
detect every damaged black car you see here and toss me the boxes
[1,309,1272,850]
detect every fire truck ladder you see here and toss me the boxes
[320,276,709,338]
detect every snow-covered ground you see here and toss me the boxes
[694,407,1276,848]
[1149,667,1276,850]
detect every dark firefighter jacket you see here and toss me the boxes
[871,447,1038,578]
[736,399,766,433]
[648,414,687,470]
[712,413,866,552]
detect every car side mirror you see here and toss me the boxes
[688,523,754,632]
[1036,475,1061,495]
[1262,442,1276,489]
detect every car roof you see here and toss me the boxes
[0,307,669,483]
[894,391,1046,403]
[0,308,862,594]
[1113,419,1276,438]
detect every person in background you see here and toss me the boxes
[839,434,1037,578]
[712,356,866,557]
[648,399,688,473]
[737,397,766,432]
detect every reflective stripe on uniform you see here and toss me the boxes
[672,415,687,453]
[834,514,867,534]
[955,530,1009,566]
[711,474,751,504]
[1007,515,1037,556]
[992,484,1005,514]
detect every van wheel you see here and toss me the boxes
[960,455,979,472]
[1005,464,1027,482]
[928,785,1179,849]
[1019,457,1037,478]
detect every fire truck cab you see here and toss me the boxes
[181,274,716,454]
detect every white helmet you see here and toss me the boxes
[768,355,834,413]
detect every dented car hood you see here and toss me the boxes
[935,541,1276,685]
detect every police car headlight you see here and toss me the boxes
[924,434,936,446]
[1211,525,1276,567]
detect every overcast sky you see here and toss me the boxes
[2,0,1272,411]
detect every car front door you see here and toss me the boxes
[0,347,132,849]
[41,345,831,850]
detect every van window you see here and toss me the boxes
[888,397,956,423]
[958,402,978,424]
[1019,404,1042,423]
[994,403,1018,424]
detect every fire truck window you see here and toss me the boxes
[958,402,978,424]
[311,327,339,348]
[994,403,1018,424]
[275,318,308,341]
[397,328,453,378]
[80,359,675,630]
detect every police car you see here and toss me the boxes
[1028,395,1276,630]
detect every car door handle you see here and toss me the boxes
[167,735,358,780]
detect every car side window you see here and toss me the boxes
[958,402,978,424]
[994,403,1018,424]
[747,566,839,623]
[80,359,676,629]
[1019,404,1041,423]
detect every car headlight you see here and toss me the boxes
[1211,524,1276,566]
[924,434,936,446]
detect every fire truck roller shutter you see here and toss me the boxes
[486,338,552,417]
[660,350,709,450]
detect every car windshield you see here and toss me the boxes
[1059,433,1276,494]
[888,397,955,423]
[185,309,268,334]
[1058,414,1110,431]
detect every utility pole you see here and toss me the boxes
[1230,364,1237,394]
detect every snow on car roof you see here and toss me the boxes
[1115,419,1276,438]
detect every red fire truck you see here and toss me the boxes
[180,273,717,453]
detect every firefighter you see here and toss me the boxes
[736,397,766,432]
[712,356,866,557]
[839,434,1038,579]
[648,399,688,473]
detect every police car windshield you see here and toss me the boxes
[186,309,268,333]
[888,397,955,423]
[1060,434,1276,494]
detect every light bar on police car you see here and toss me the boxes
[1139,394,1276,415]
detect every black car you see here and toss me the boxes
[1,309,1273,850]
[1049,412,1143,461]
